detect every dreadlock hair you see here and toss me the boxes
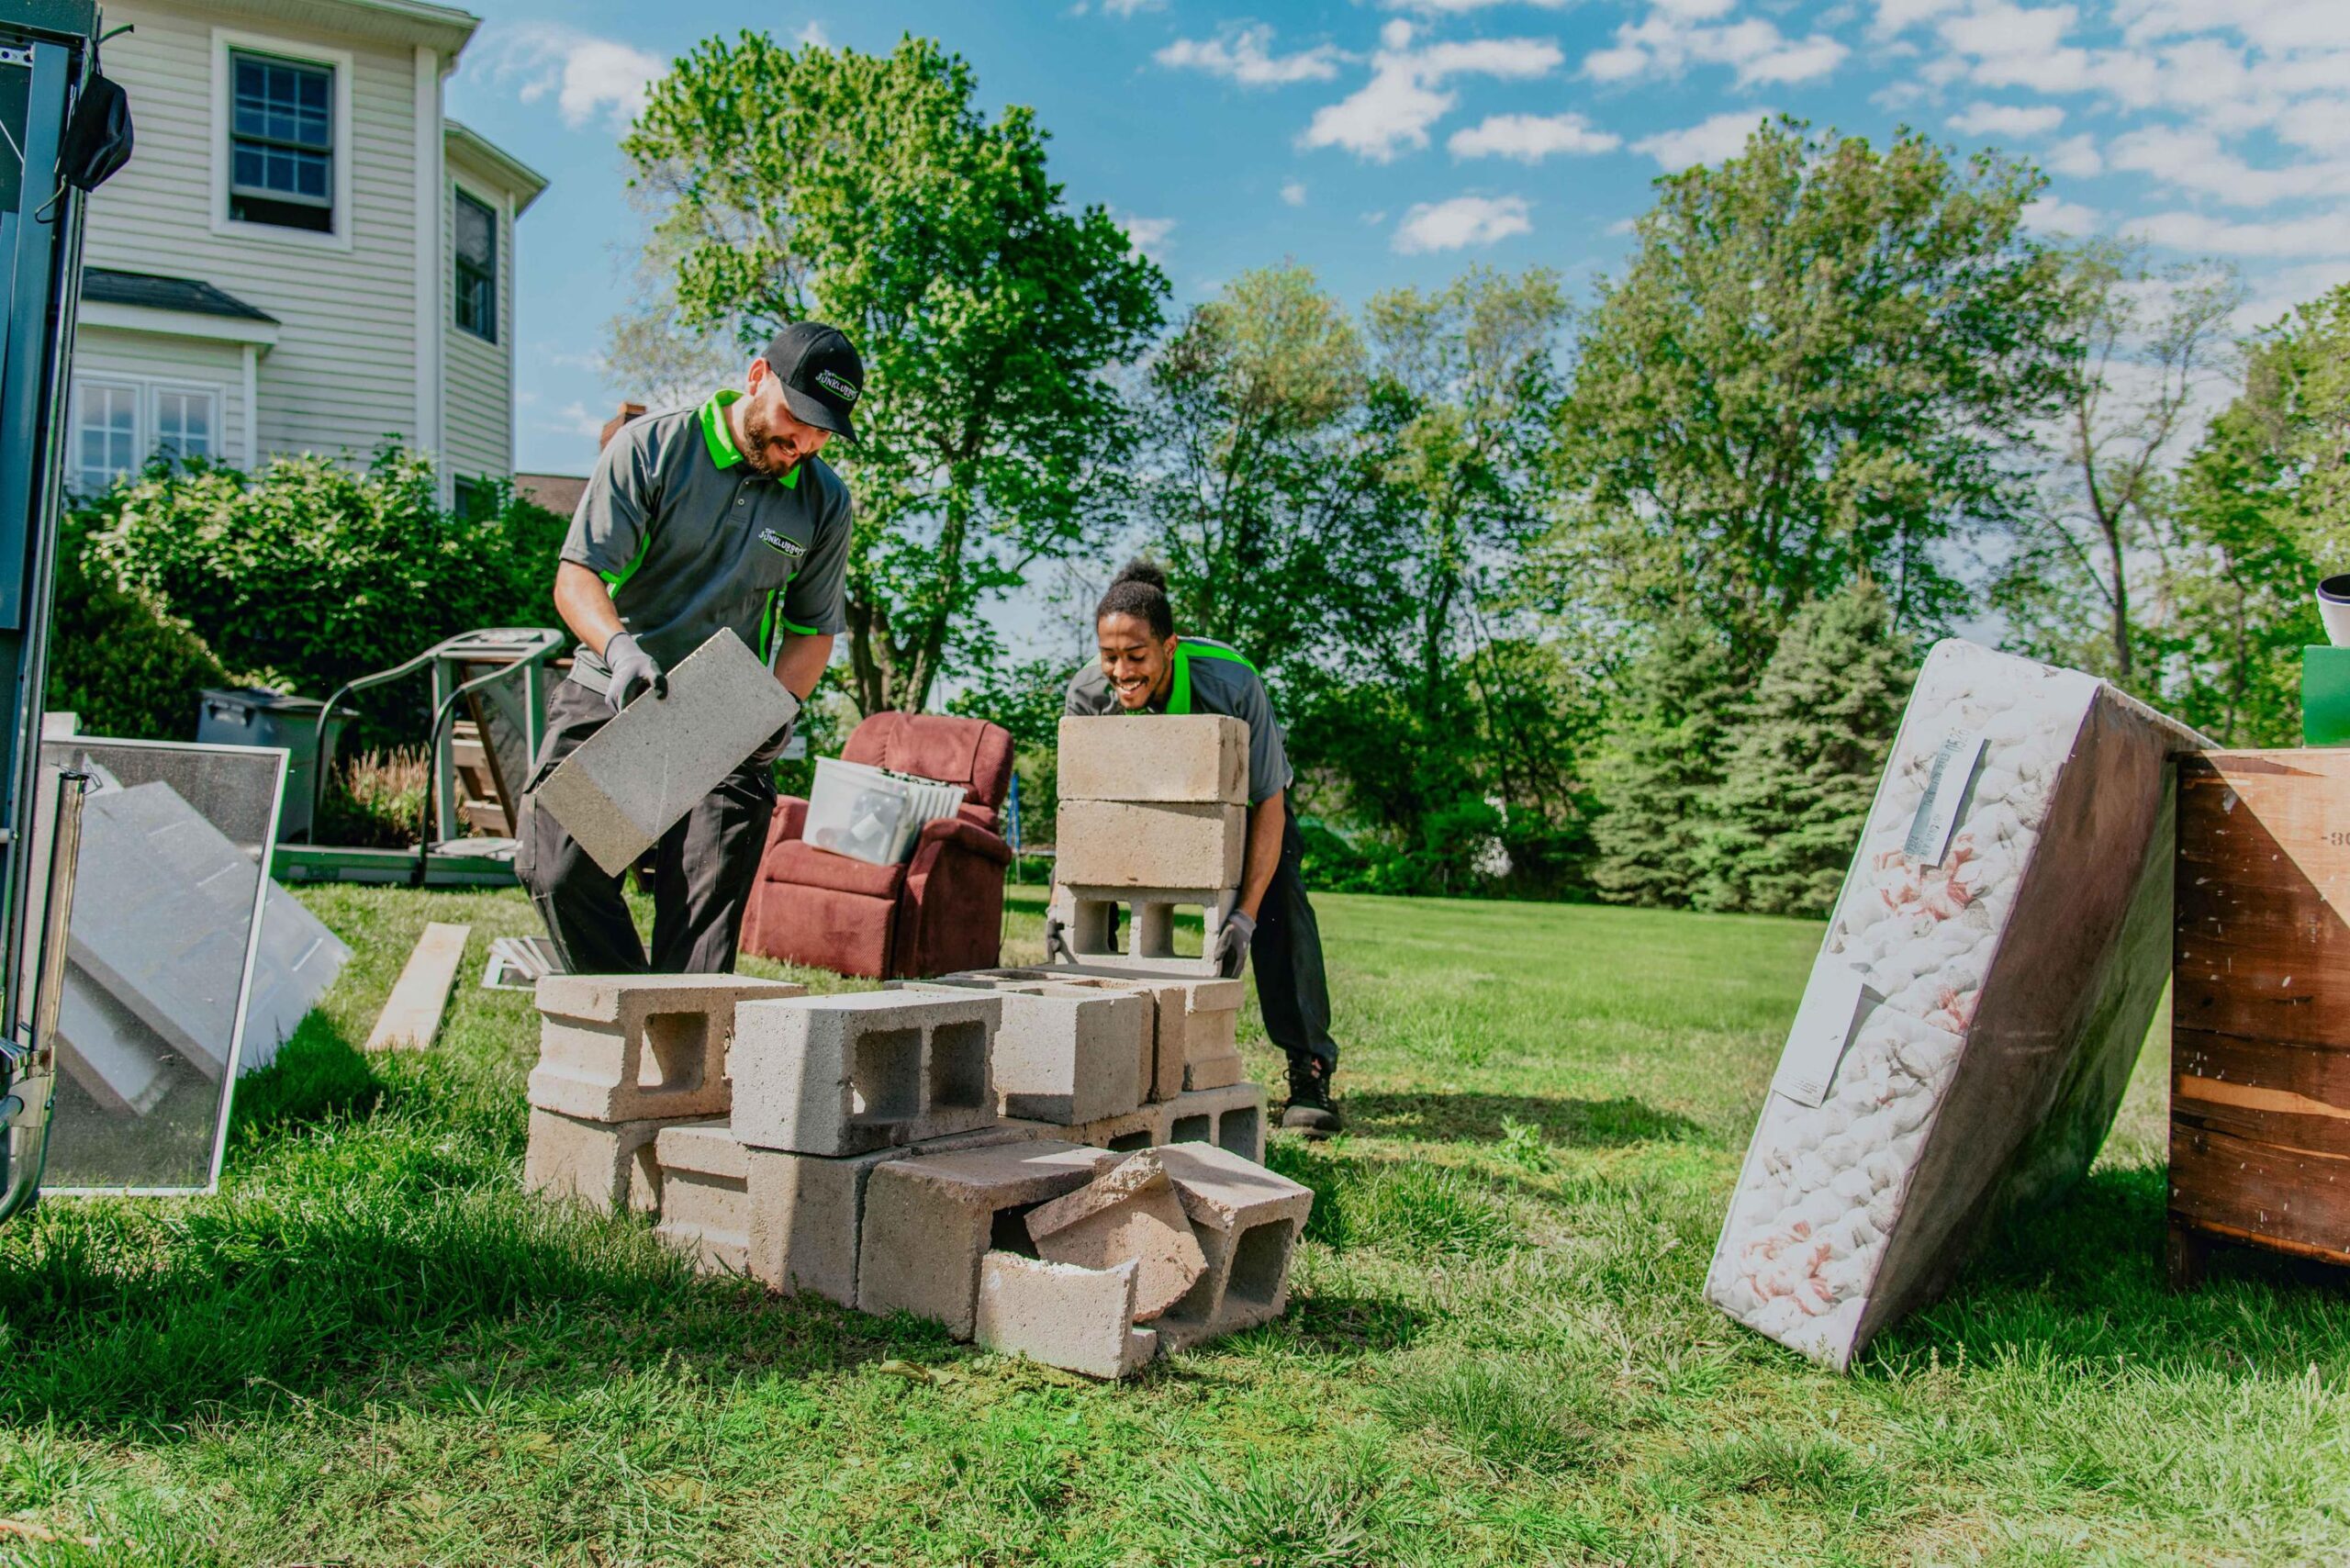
[1094,558,1176,641]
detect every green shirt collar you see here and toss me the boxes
[699,389,800,488]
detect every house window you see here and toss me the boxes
[229,50,333,232]
[453,190,497,342]
[453,476,487,520]
[74,381,140,495]
[153,387,219,465]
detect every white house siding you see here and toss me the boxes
[80,1,425,465]
[67,329,251,481]
[441,160,514,485]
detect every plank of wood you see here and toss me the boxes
[365,923,471,1052]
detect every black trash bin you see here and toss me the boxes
[196,689,353,843]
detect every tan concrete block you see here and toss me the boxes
[975,1253,1158,1380]
[934,969,1181,1102]
[901,978,1147,1125]
[527,973,804,1121]
[1069,1101,1168,1154]
[733,991,1000,1156]
[1056,801,1245,890]
[1054,886,1235,979]
[1058,715,1247,806]
[653,1120,752,1274]
[523,1107,668,1214]
[1164,1082,1267,1164]
[856,1142,1120,1337]
[532,629,802,876]
[1154,1142,1314,1351]
[1025,1150,1207,1320]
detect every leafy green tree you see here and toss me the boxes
[1589,619,1738,908]
[627,34,1166,714]
[1696,577,1913,916]
[1551,118,2074,676]
[946,655,1069,849]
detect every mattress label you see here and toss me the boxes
[1905,728,1986,865]
[1773,964,1872,1107]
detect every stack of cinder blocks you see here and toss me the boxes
[1052,714,1249,976]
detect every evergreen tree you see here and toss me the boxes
[1590,619,1738,908]
[1696,579,1915,916]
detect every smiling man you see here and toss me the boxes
[518,322,862,975]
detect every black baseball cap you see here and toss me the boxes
[762,321,863,442]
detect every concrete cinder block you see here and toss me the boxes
[1174,978,1246,1092]
[1055,886,1235,979]
[976,1253,1159,1380]
[739,1120,1046,1305]
[901,978,1147,1125]
[532,628,803,877]
[653,1119,753,1274]
[1163,1081,1268,1164]
[523,1107,667,1213]
[1154,1142,1315,1351]
[527,973,805,1121]
[733,991,1001,1156]
[856,1141,1120,1337]
[1057,801,1246,890]
[932,969,1183,1103]
[1025,1150,1207,1320]
[1058,715,1247,806]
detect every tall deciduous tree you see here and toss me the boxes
[1551,118,2074,676]
[626,35,1166,713]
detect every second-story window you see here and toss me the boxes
[453,190,497,342]
[229,50,333,233]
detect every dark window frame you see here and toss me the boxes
[453,187,498,342]
[228,49,335,234]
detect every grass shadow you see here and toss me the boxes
[1341,1091,1704,1148]
[1275,1291,1430,1354]
[224,1014,382,1151]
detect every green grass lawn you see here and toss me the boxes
[0,883,2343,1565]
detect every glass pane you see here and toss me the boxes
[455,194,494,266]
[230,52,330,150]
[28,742,332,1193]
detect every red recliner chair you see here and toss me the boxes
[739,711,1015,979]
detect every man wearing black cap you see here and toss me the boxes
[518,323,865,974]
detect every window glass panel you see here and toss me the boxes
[453,190,498,342]
[75,382,140,495]
[229,50,335,232]
[154,389,217,464]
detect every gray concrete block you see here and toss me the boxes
[1153,1142,1315,1351]
[532,629,802,877]
[528,974,804,1121]
[976,1252,1158,1380]
[733,991,1001,1156]
[901,978,1147,1125]
[1025,1150,1207,1320]
[653,1120,753,1274]
[856,1141,1120,1337]
[1054,886,1235,979]
[1162,1081,1268,1164]
[1058,715,1247,806]
[1056,801,1246,890]
[524,1107,669,1213]
[929,969,1180,1103]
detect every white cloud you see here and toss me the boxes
[2042,133,2103,175]
[548,401,610,441]
[1102,0,1164,14]
[2021,196,2102,232]
[1281,180,1309,206]
[797,21,831,47]
[2129,207,2350,258]
[2278,96,2350,156]
[476,22,666,132]
[1947,101,2065,138]
[1630,109,1774,171]
[2118,0,2350,53]
[1385,0,1572,9]
[1606,216,1639,235]
[1586,5,1847,89]
[1874,0,1965,35]
[1304,22,1563,162]
[1449,111,1620,161]
[1117,214,1177,259]
[1393,194,1533,252]
[2109,126,2350,208]
[1157,26,1345,86]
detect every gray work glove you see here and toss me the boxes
[602,632,666,711]
[1043,910,1073,964]
[1215,909,1257,979]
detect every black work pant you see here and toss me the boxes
[1252,803,1340,1076]
[517,678,777,976]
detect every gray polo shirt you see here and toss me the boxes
[1064,637,1293,804]
[561,389,853,689]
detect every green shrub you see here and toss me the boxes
[44,510,232,740]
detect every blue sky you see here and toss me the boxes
[445,0,2350,481]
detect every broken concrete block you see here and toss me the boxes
[1058,714,1248,806]
[733,991,1001,1156]
[1704,640,2204,1371]
[1164,1081,1268,1164]
[976,1252,1160,1380]
[1154,1142,1315,1351]
[856,1141,1120,1336]
[527,973,804,1122]
[532,629,802,877]
[738,1121,1049,1305]
[653,1120,753,1274]
[1025,1150,1207,1320]
[1055,886,1234,979]
[523,1107,668,1213]
[1070,1101,1167,1155]
[1056,801,1246,890]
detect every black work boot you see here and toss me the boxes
[1281,1055,1343,1138]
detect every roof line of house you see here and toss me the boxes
[445,120,551,216]
[206,0,480,58]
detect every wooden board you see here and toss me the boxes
[2169,749,2350,1276]
[365,923,471,1052]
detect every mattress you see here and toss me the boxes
[1705,640,2206,1368]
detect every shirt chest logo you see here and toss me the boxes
[758,527,807,559]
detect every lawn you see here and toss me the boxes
[0,882,2343,1565]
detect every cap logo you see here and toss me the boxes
[813,368,859,404]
